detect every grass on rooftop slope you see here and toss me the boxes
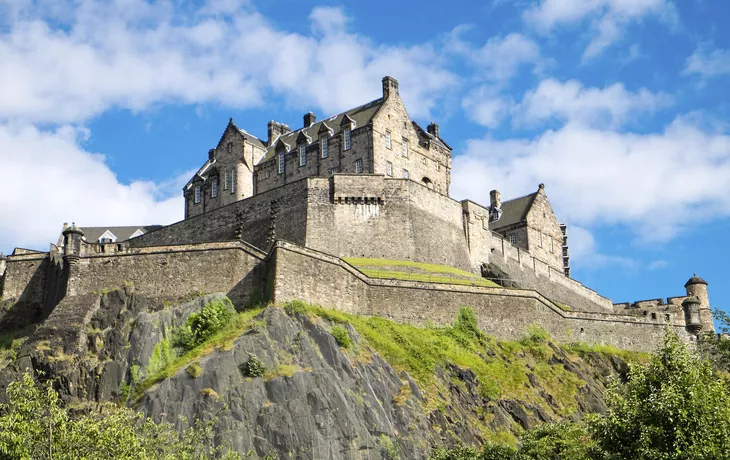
[284,300,647,424]
[344,257,500,288]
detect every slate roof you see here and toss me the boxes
[80,226,163,243]
[258,97,385,163]
[488,192,538,230]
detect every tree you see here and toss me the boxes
[590,332,730,460]
[0,372,233,459]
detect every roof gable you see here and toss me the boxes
[489,192,538,230]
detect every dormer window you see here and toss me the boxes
[321,136,329,158]
[402,138,408,158]
[194,186,201,204]
[299,144,307,166]
[344,128,351,150]
[211,178,218,197]
[278,152,285,174]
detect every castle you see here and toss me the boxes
[0,76,715,352]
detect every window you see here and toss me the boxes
[403,169,409,179]
[421,156,427,165]
[385,130,392,149]
[211,178,218,198]
[386,161,393,177]
[227,142,232,154]
[321,136,329,158]
[549,236,554,253]
[231,168,236,193]
[224,171,229,190]
[436,161,441,171]
[355,159,363,173]
[344,128,351,150]
[299,144,307,166]
[509,233,516,245]
[99,237,113,244]
[401,138,409,157]
[328,166,340,175]
[278,152,285,174]
[194,186,201,204]
[538,232,543,248]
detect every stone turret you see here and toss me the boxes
[685,274,714,334]
[62,223,84,266]
[682,296,702,334]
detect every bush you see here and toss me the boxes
[284,300,308,315]
[186,363,203,378]
[521,325,551,345]
[331,326,351,349]
[240,355,266,378]
[453,307,481,337]
[174,298,235,352]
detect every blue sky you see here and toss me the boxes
[1,0,729,317]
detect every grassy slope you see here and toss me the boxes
[343,257,500,288]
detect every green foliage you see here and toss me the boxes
[174,298,235,352]
[331,326,352,349]
[520,325,551,345]
[429,443,519,460]
[343,257,500,287]
[186,363,203,378]
[590,332,730,459]
[147,330,177,377]
[0,371,233,459]
[379,434,401,460]
[240,355,266,378]
[284,299,308,315]
[518,422,594,460]
[453,307,481,337]
[134,307,264,400]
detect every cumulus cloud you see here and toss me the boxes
[684,44,730,79]
[513,78,672,128]
[523,0,676,58]
[451,115,730,241]
[0,123,185,253]
[449,31,543,82]
[0,1,456,124]
[568,226,636,269]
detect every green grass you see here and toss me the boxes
[344,257,500,288]
[564,341,648,363]
[289,301,599,415]
[0,325,36,369]
[132,307,264,400]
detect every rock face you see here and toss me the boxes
[0,291,630,459]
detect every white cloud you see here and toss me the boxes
[0,1,456,125]
[523,0,676,58]
[648,259,670,270]
[462,86,514,127]
[452,114,730,241]
[513,78,672,128]
[567,226,636,268]
[685,44,730,79]
[0,123,185,253]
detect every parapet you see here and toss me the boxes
[331,174,387,204]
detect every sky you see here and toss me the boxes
[0,0,728,316]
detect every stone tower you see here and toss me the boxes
[684,274,715,335]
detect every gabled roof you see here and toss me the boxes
[489,192,538,230]
[258,97,384,163]
[80,226,163,243]
[411,121,452,151]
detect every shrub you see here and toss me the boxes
[453,307,481,337]
[240,355,266,378]
[284,300,308,315]
[186,363,203,378]
[331,326,351,349]
[174,298,235,352]
[521,325,551,345]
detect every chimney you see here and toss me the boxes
[382,75,399,99]
[267,121,291,147]
[303,112,316,128]
[490,190,501,209]
[208,149,216,161]
[427,122,439,138]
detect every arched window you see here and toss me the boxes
[421,177,433,189]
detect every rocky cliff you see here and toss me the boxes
[0,289,635,459]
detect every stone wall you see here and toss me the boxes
[1,253,49,305]
[269,241,693,353]
[70,242,266,306]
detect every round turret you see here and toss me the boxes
[62,222,84,264]
[684,274,714,335]
[683,296,702,334]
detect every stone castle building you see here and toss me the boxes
[0,76,716,353]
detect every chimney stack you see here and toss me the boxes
[490,189,501,210]
[267,120,291,147]
[427,122,439,138]
[382,75,399,99]
[208,149,216,161]
[303,112,316,128]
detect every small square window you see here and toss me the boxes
[194,186,201,204]
[321,136,329,158]
[344,128,351,150]
[386,161,393,177]
[386,130,392,149]
[355,159,363,174]
[402,138,408,158]
[403,169,409,179]
[278,152,285,174]
[299,144,307,166]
